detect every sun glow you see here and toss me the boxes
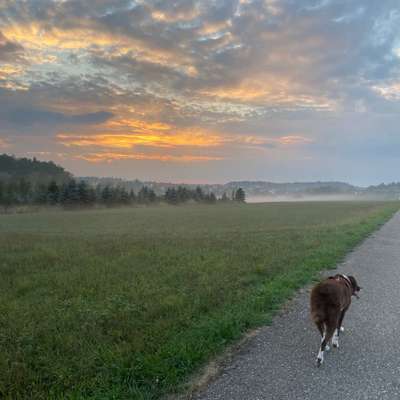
[57,131,224,149]
[74,152,222,163]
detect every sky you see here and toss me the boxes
[1,0,400,185]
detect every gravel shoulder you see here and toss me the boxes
[194,212,400,400]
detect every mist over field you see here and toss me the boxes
[246,195,362,203]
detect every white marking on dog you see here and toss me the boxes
[340,326,344,332]
[317,334,325,365]
[317,348,324,365]
[332,329,339,348]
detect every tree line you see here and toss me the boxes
[0,154,246,208]
[0,178,246,208]
[0,153,71,183]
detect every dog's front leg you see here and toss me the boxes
[333,309,347,348]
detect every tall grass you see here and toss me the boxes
[0,201,397,399]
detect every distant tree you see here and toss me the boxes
[87,185,97,205]
[177,186,190,203]
[47,180,60,205]
[138,186,151,204]
[234,188,246,203]
[119,187,130,205]
[77,180,96,206]
[206,192,217,204]
[129,189,136,203]
[220,192,229,202]
[60,179,80,206]
[110,186,121,204]
[35,183,48,205]
[18,178,32,203]
[165,187,178,204]
[147,188,157,203]
[194,186,204,202]
[101,185,113,206]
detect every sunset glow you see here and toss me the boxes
[74,152,223,163]
[57,131,224,149]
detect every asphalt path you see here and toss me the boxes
[195,212,400,400]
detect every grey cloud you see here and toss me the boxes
[0,107,113,127]
[0,30,23,61]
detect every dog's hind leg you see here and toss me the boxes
[316,320,324,337]
[317,324,336,366]
[332,329,339,348]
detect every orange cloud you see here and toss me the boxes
[56,113,311,154]
[0,138,9,148]
[2,23,197,76]
[151,7,201,23]
[199,78,335,110]
[0,64,28,90]
[105,119,172,132]
[74,152,222,163]
[0,64,24,79]
[57,130,223,149]
[198,20,232,36]
[278,135,313,145]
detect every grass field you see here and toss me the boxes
[0,202,398,399]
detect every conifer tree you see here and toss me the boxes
[47,180,60,205]
[234,188,246,203]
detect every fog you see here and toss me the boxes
[246,195,365,203]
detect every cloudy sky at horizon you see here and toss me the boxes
[1,0,400,185]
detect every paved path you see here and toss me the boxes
[195,212,400,400]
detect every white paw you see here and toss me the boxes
[332,335,339,348]
[340,326,344,332]
[317,350,324,366]
[325,344,330,351]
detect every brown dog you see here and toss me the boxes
[310,274,361,366]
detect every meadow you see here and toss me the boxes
[0,201,398,399]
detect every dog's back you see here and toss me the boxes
[310,279,345,332]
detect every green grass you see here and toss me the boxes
[0,201,398,399]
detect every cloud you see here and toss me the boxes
[0,108,113,126]
[73,152,223,163]
[1,0,400,183]
[0,30,23,61]
[372,81,400,101]
[57,130,224,149]
[0,137,9,148]
[278,135,314,145]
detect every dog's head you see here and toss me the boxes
[347,275,361,298]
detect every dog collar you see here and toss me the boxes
[339,274,353,290]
